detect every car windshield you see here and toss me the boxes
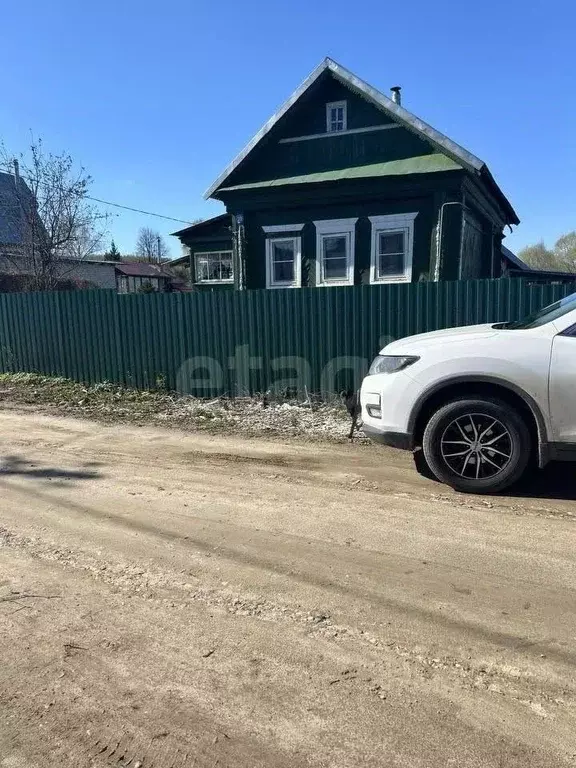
[496,292,576,330]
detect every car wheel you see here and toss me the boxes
[422,397,531,494]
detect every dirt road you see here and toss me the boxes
[0,409,576,767]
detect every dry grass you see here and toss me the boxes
[0,373,360,442]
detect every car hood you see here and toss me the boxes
[381,323,498,353]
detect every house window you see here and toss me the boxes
[326,101,347,133]
[194,251,233,283]
[313,218,357,286]
[369,213,418,283]
[265,237,301,288]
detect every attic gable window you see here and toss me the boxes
[326,101,347,133]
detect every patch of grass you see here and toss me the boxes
[0,373,358,443]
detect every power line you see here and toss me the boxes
[85,196,194,225]
[0,162,194,226]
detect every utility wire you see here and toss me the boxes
[85,196,193,225]
[0,161,194,226]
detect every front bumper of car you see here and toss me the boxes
[360,368,422,450]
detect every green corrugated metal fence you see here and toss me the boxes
[0,279,574,396]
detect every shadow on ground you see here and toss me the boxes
[511,462,576,501]
[414,450,576,502]
[0,454,103,486]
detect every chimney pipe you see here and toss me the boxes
[13,159,20,181]
[390,86,402,106]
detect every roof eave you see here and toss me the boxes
[325,59,484,175]
[170,213,231,238]
[480,166,520,226]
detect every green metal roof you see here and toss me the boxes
[218,154,462,192]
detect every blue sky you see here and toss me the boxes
[0,0,573,257]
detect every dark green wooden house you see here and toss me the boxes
[173,58,519,290]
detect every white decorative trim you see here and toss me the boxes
[279,124,399,144]
[313,218,358,287]
[262,223,305,233]
[265,236,302,289]
[194,250,234,284]
[204,57,485,200]
[369,213,418,284]
[326,100,347,132]
[314,217,359,231]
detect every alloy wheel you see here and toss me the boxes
[440,413,513,480]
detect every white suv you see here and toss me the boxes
[360,292,576,493]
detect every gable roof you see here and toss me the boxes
[205,58,518,225]
[171,213,230,238]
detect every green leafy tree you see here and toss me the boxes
[518,233,576,273]
[517,242,558,270]
[105,239,121,261]
[554,231,576,271]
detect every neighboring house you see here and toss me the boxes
[501,246,576,285]
[0,252,119,290]
[0,169,118,289]
[171,215,233,291]
[0,170,40,258]
[115,263,176,293]
[172,57,519,290]
[0,171,180,292]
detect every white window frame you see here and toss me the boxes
[326,100,347,133]
[313,218,357,287]
[194,251,234,284]
[369,213,418,284]
[265,236,302,289]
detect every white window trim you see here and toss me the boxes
[369,213,418,284]
[262,223,305,234]
[194,250,234,284]
[265,236,302,289]
[326,100,347,133]
[313,218,358,287]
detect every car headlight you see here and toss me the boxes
[368,355,419,375]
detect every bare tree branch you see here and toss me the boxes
[0,139,109,289]
[135,227,170,262]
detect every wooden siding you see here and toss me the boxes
[219,73,435,188]
[280,74,395,136]
[194,68,514,289]
[222,173,468,289]
[228,128,434,185]
[240,191,439,289]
